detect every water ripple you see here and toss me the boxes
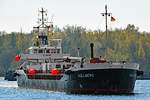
[0,78,150,100]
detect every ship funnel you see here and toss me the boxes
[90,43,94,58]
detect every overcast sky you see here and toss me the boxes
[0,0,150,33]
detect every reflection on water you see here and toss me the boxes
[0,78,150,100]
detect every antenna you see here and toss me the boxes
[33,8,54,46]
[101,5,112,59]
[40,8,46,26]
[101,5,112,39]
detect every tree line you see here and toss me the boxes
[0,24,150,76]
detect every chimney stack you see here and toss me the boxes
[90,43,94,58]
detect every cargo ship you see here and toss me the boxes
[15,6,142,94]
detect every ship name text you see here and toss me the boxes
[78,73,94,78]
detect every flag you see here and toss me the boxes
[111,16,116,22]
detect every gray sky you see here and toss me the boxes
[0,0,150,33]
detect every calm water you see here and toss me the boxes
[0,78,150,100]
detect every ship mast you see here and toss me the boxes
[33,8,53,46]
[41,8,46,27]
[101,5,112,59]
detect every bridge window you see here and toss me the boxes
[51,49,56,53]
[56,64,61,68]
[39,49,43,53]
[34,49,37,53]
[46,49,50,53]
[57,49,60,54]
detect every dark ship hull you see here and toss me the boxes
[17,68,138,94]
[65,68,137,94]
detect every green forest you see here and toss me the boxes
[0,24,150,76]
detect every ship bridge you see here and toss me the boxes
[29,39,62,54]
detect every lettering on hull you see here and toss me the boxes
[78,73,94,78]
